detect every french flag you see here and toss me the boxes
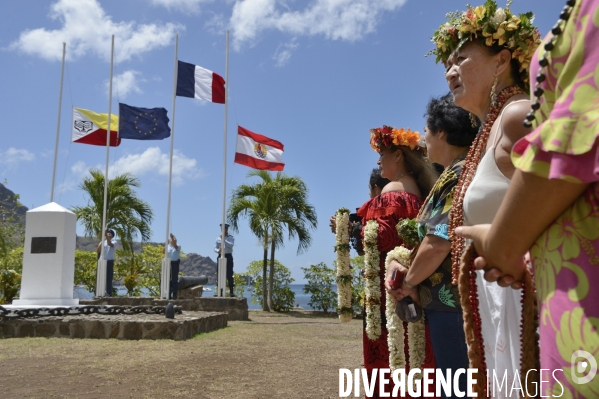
[234,126,285,171]
[176,60,225,104]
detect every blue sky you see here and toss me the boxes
[0,0,562,283]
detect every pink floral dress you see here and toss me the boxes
[511,0,599,396]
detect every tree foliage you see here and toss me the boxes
[0,248,23,304]
[0,185,25,303]
[72,168,153,253]
[247,259,295,312]
[301,262,336,313]
[74,250,98,294]
[136,244,166,297]
[233,273,249,298]
[227,170,317,311]
[74,245,182,298]
[351,255,365,315]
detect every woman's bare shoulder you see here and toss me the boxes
[381,181,403,194]
[499,96,531,144]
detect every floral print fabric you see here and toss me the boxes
[416,157,465,312]
[512,0,599,396]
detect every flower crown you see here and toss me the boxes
[369,126,422,151]
[428,0,541,87]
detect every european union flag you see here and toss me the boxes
[118,103,171,140]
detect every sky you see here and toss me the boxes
[0,0,563,283]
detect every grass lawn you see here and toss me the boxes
[0,311,363,398]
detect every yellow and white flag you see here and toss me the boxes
[72,108,120,146]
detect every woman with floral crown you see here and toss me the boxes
[357,126,437,397]
[455,0,599,397]
[428,1,541,396]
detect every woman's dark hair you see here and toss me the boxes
[425,93,478,147]
[369,168,390,190]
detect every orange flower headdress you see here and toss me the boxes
[369,126,423,152]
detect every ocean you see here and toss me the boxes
[73,283,326,311]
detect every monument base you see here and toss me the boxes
[10,298,80,307]
[0,311,227,340]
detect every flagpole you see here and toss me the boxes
[217,30,230,298]
[50,42,66,203]
[161,34,179,300]
[96,35,115,297]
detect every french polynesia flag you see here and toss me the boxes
[235,126,285,171]
[176,60,225,103]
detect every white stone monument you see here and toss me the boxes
[11,202,79,307]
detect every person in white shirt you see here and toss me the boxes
[214,223,235,297]
[163,233,181,299]
[96,229,117,297]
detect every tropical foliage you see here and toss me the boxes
[72,168,153,251]
[227,170,317,311]
[0,248,23,304]
[74,250,99,294]
[302,262,336,313]
[351,255,365,316]
[247,259,295,312]
[0,185,25,304]
[233,273,249,298]
[72,169,153,293]
[74,245,178,297]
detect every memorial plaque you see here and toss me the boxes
[31,237,57,254]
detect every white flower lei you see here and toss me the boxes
[363,220,381,340]
[335,208,353,323]
[385,246,426,387]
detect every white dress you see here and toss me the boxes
[462,100,527,398]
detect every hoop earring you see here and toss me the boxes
[469,112,478,128]
[490,76,498,107]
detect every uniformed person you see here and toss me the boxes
[214,223,235,297]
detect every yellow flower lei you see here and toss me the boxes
[428,0,541,88]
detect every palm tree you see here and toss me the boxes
[72,168,153,259]
[227,170,317,311]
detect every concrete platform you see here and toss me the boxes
[0,311,227,340]
[79,297,249,321]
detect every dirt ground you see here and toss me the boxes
[0,311,363,398]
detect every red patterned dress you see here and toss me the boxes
[358,191,437,398]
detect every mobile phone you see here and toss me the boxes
[390,269,402,290]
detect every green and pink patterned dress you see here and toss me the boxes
[511,0,599,396]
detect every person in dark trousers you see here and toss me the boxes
[163,233,181,299]
[96,229,116,297]
[214,223,235,297]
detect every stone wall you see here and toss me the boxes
[80,297,249,321]
[0,311,227,340]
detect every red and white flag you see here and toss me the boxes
[234,126,284,171]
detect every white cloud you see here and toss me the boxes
[273,39,298,67]
[109,148,204,185]
[10,0,184,63]
[63,148,204,192]
[106,70,145,98]
[71,160,89,177]
[151,0,213,14]
[0,148,35,166]
[205,13,226,35]
[229,0,407,50]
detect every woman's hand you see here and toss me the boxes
[384,260,407,303]
[454,224,525,288]
[399,278,420,306]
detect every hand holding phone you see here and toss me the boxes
[390,268,403,290]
